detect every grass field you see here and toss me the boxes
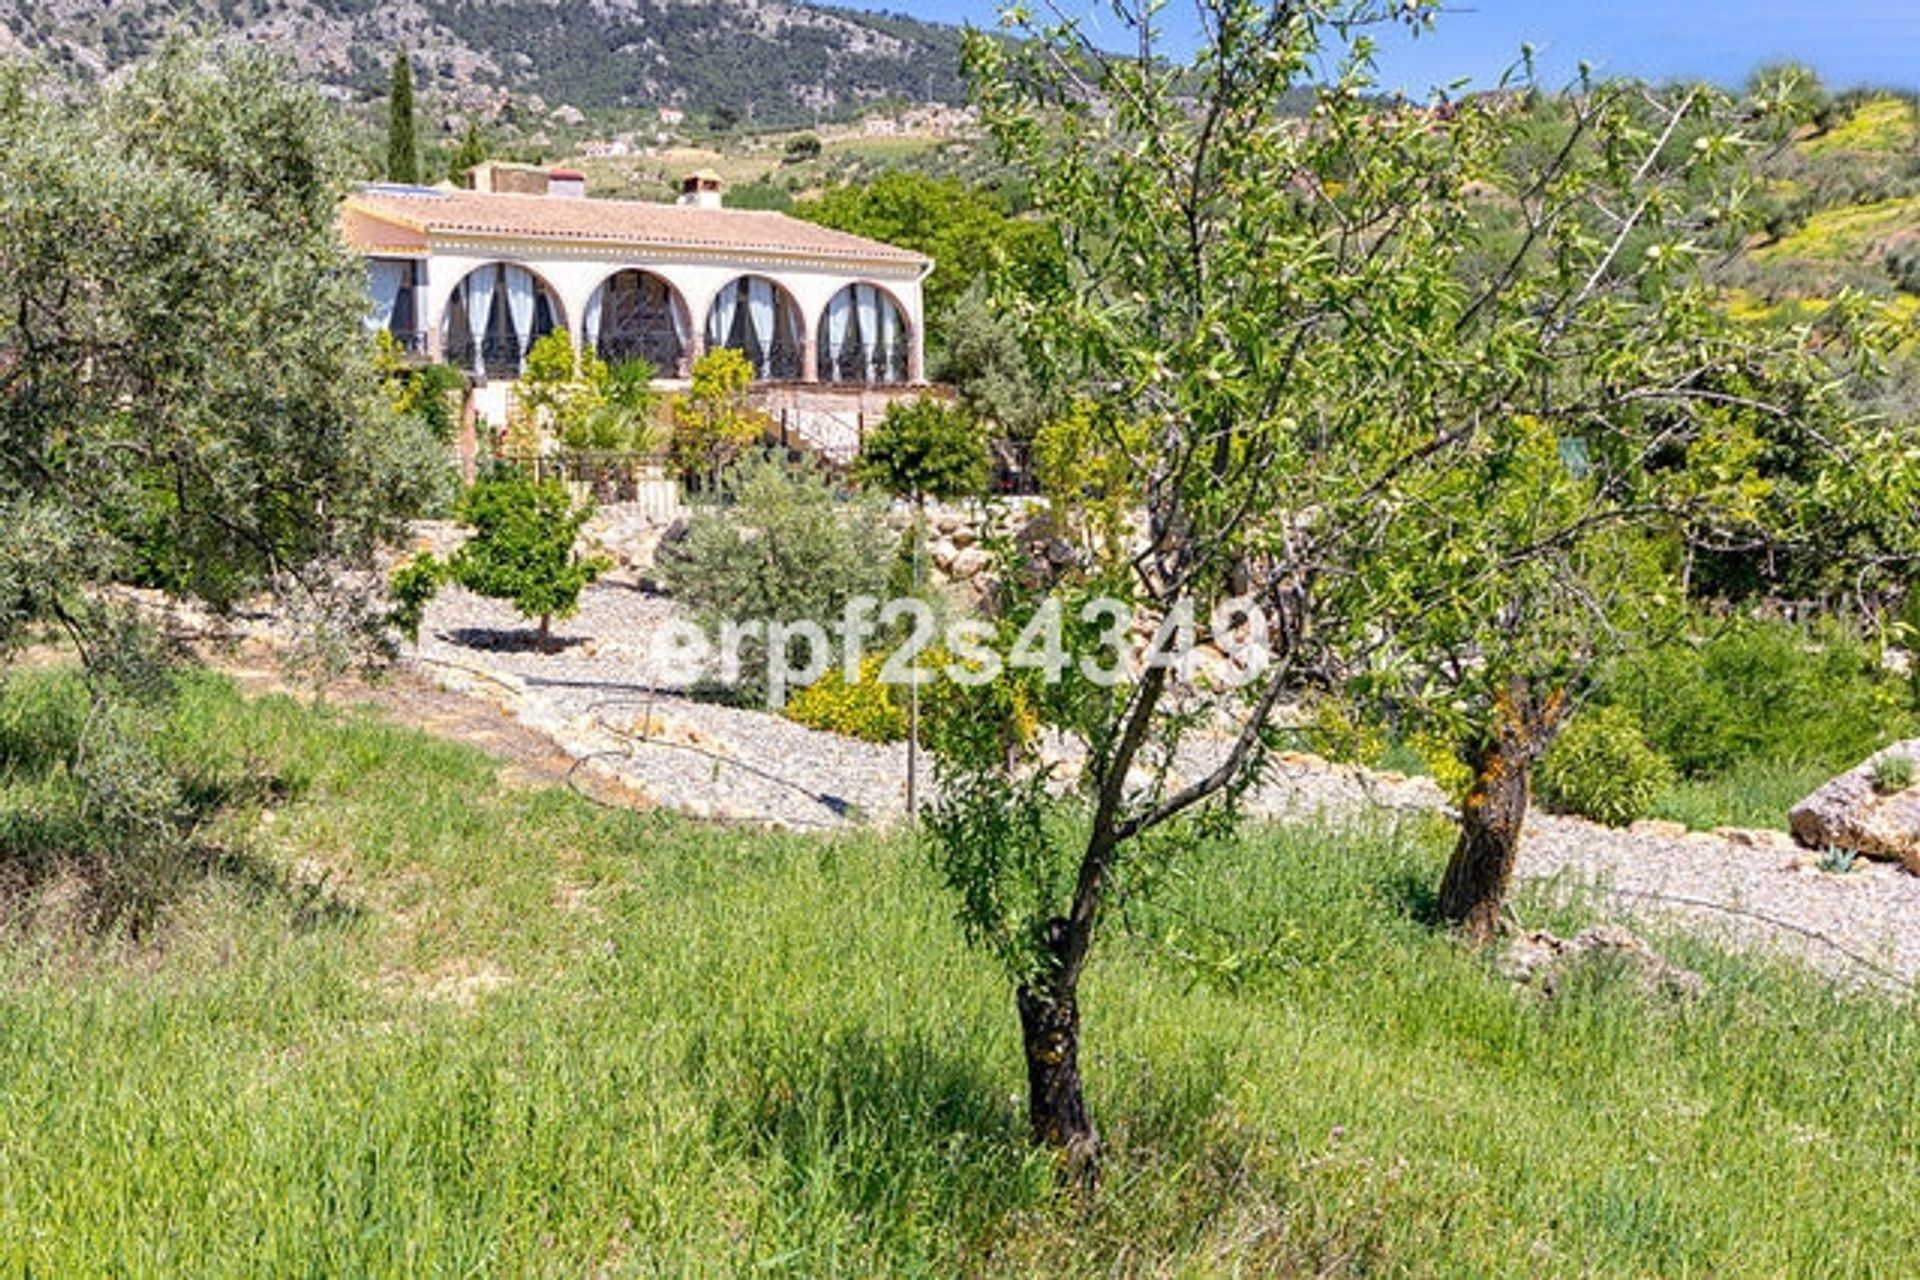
[4,670,1920,1275]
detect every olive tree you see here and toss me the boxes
[931,0,1898,1164]
[0,43,447,918]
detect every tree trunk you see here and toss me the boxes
[1437,679,1568,946]
[537,612,552,654]
[1017,978,1098,1170]
[1437,738,1532,945]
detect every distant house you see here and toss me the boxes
[343,165,933,458]
[657,107,685,126]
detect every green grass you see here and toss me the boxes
[1645,758,1835,831]
[5,669,1920,1275]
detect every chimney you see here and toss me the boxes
[465,161,551,195]
[678,169,725,210]
[548,168,587,198]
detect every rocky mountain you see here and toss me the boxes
[0,0,970,125]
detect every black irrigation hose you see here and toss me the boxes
[578,696,864,828]
[417,652,1914,987]
[410,655,860,827]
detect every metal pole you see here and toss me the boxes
[906,492,922,827]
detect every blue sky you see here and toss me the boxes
[840,2,1920,95]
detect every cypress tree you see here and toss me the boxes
[447,119,487,184]
[386,47,419,184]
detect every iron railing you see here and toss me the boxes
[444,334,528,381]
[491,451,683,512]
[712,338,804,382]
[595,322,686,376]
[817,339,912,386]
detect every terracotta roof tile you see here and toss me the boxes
[342,187,929,267]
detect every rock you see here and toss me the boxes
[949,523,978,550]
[1500,925,1706,1001]
[927,538,959,572]
[1788,741,1920,871]
[1629,819,1690,841]
[948,546,991,580]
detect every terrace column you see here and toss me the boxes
[802,331,819,384]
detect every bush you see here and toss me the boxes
[669,349,770,491]
[1536,705,1676,827]
[854,398,989,501]
[1595,617,1917,778]
[1874,753,1916,794]
[445,471,609,652]
[657,455,894,703]
[783,654,907,742]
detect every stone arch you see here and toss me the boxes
[703,273,805,381]
[816,281,913,385]
[440,262,566,380]
[583,268,693,378]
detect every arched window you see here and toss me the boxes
[441,263,563,380]
[584,270,690,377]
[817,283,910,385]
[704,275,804,380]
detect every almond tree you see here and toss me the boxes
[930,0,1900,1164]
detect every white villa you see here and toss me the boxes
[342,163,934,458]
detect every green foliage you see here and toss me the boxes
[447,471,607,649]
[385,553,444,645]
[1873,752,1916,794]
[385,46,418,184]
[446,118,487,182]
[792,171,1053,320]
[516,331,660,454]
[14,678,1920,1270]
[1596,618,1917,777]
[0,668,310,935]
[669,348,770,489]
[782,654,907,742]
[722,180,794,212]
[1537,706,1677,827]
[931,282,1052,440]
[374,336,467,444]
[657,456,894,703]
[782,133,822,164]
[854,398,988,500]
[0,41,448,895]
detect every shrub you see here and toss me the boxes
[1536,705,1676,827]
[445,471,609,652]
[669,349,770,491]
[657,455,894,703]
[854,398,989,501]
[783,654,907,742]
[1595,617,1917,778]
[1873,753,1916,794]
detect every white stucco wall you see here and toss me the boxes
[409,237,927,387]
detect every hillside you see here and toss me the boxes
[0,0,969,125]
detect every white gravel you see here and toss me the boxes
[407,580,1920,987]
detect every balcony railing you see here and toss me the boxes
[595,322,685,376]
[443,335,526,381]
[818,340,912,386]
[714,338,804,382]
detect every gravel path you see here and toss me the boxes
[407,581,1920,987]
